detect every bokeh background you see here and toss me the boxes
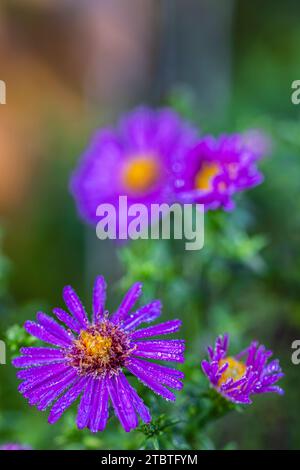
[0,0,300,450]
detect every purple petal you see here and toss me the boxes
[129,358,184,390]
[130,320,182,340]
[111,282,143,323]
[13,354,65,368]
[76,376,95,430]
[118,372,151,424]
[63,285,89,329]
[133,339,185,363]
[122,301,162,331]
[52,308,81,334]
[24,321,70,348]
[48,376,88,424]
[126,358,176,401]
[107,374,139,432]
[88,377,109,433]
[16,363,69,381]
[92,276,107,324]
[20,365,73,397]
[36,371,79,410]
[36,312,74,344]
[19,347,64,358]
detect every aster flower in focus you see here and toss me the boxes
[13,276,185,432]
[70,106,198,225]
[0,443,31,450]
[201,334,284,404]
[175,133,265,211]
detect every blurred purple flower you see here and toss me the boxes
[70,106,198,225]
[175,133,265,211]
[201,334,284,404]
[13,276,185,432]
[0,443,31,450]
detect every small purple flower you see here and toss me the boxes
[175,133,265,211]
[201,334,284,404]
[0,443,31,450]
[13,276,185,432]
[70,106,198,225]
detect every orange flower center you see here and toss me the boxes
[79,330,112,363]
[195,163,219,191]
[122,156,160,193]
[218,356,247,387]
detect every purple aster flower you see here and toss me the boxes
[175,133,265,211]
[201,334,284,404]
[13,276,185,432]
[70,106,198,226]
[0,443,31,450]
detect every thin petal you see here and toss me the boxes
[20,347,64,358]
[48,376,88,424]
[111,282,143,323]
[13,355,65,368]
[35,371,78,410]
[24,321,70,348]
[63,286,89,329]
[88,377,109,433]
[76,376,95,430]
[92,276,107,323]
[52,308,81,334]
[107,374,138,432]
[36,312,74,344]
[130,320,182,340]
[132,339,185,363]
[128,358,184,390]
[122,301,162,331]
[118,372,151,424]
[126,358,176,401]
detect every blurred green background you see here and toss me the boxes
[0,0,300,450]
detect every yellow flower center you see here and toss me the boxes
[195,163,219,191]
[122,156,160,193]
[79,330,112,361]
[218,356,247,387]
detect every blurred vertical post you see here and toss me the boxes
[158,0,235,118]
[81,0,235,291]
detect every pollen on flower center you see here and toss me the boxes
[80,330,112,360]
[218,356,247,387]
[122,156,160,193]
[195,163,219,191]
[67,321,134,377]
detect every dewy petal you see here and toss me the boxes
[20,347,64,358]
[129,358,184,390]
[13,354,65,368]
[107,374,139,432]
[77,376,95,430]
[37,370,78,411]
[118,372,151,424]
[20,365,74,399]
[36,312,74,344]
[111,282,143,324]
[122,300,162,331]
[92,276,107,324]
[52,307,81,334]
[126,358,176,401]
[16,363,69,381]
[88,377,109,433]
[48,376,88,424]
[130,319,182,340]
[62,286,89,329]
[132,339,185,363]
[24,321,70,348]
